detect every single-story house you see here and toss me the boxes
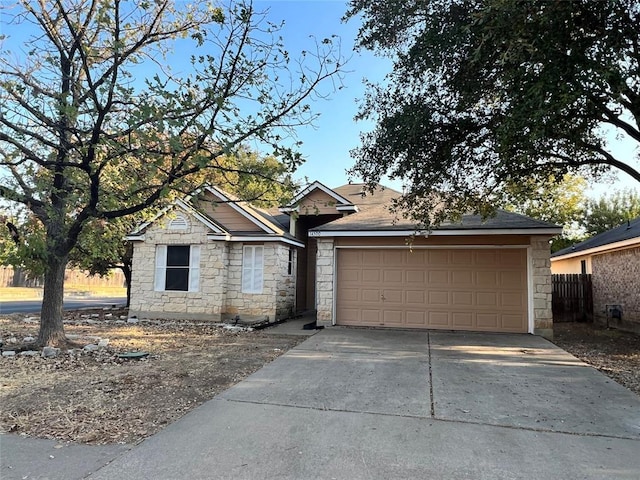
[551,217,640,333]
[127,182,561,337]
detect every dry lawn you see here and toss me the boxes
[0,308,304,445]
[2,311,638,446]
[553,321,640,396]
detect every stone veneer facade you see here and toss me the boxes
[591,247,640,334]
[129,212,295,322]
[530,236,554,338]
[315,235,554,339]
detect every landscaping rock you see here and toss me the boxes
[2,351,16,357]
[23,336,35,343]
[98,339,109,348]
[6,337,18,344]
[19,350,39,357]
[41,347,60,358]
[127,317,139,324]
[83,344,99,352]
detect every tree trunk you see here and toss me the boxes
[121,264,132,307]
[37,255,68,347]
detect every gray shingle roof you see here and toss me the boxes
[551,217,640,258]
[312,184,560,232]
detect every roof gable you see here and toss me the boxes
[126,184,297,243]
[126,200,227,238]
[280,181,357,214]
[200,186,285,234]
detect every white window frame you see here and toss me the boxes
[242,245,264,294]
[154,244,200,292]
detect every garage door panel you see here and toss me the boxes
[501,292,525,307]
[452,312,474,327]
[427,250,450,265]
[476,271,498,287]
[383,269,403,283]
[383,310,404,325]
[407,250,427,264]
[336,248,527,333]
[477,291,498,307]
[452,291,473,306]
[406,311,427,326]
[475,250,498,265]
[500,250,525,267]
[477,313,499,328]
[361,289,381,303]
[406,270,425,284]
[451,250,473,264]
[382,250,404,265]
[362,269,381,282]
[336,307,361,323]
[382,289,403,303]
[428,291,449,305]
[501,271,525,288]
[340,288,360,302]
[361,309,382,324]
[406,290,426,304]
[429,311,450,326]
[428,270,449,284]
[339,269,360,282]
[502,314,526,330]
[451,270,472,285]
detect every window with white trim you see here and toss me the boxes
[242,245,264,294]
[288,247,295,275]
[155,245,200,292]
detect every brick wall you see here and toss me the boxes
[592,247,640,334]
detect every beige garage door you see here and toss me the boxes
[336,248,528,332]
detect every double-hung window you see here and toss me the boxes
[155,245,200,292]
[242,245,264,294]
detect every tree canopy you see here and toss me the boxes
[0,0,342,346]
[346,0,640,226]
[581,188,640,236]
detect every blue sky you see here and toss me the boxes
[254,0,640,198]
[1,0,637,197]
[253,0,393,190]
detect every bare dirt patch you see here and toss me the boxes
[0,309,304,445]
[552,322,640,396]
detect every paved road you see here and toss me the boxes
[0,296,126,314]
[4,327,636,480]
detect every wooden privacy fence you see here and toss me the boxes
[552,274,593,322]
[0,266,126,288]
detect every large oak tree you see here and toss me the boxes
[0,0,342,346]
[346,0,640,225]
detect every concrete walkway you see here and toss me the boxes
[2,328,639,479]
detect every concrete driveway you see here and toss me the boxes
[5,328,640,479]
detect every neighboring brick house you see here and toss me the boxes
[127,182,560,337]
[551,217,640,334]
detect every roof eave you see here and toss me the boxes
[551,236,640,261]
[310,228,562,237]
